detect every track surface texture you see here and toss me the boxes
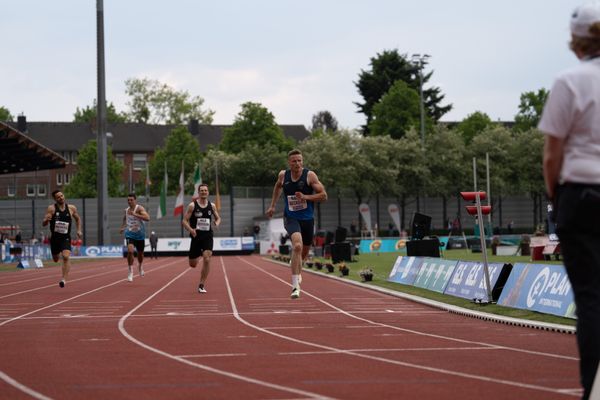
[0,255,581,399]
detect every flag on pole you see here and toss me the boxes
[145,166,151,200]
[156,162,167,219]
[174,160,185,216]
[215,162,221,212]
[192,162,202,200]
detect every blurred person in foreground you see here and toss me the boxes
[266,149,327,299]
[539,3,600,398]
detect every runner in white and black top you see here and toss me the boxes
[182,183,221,293]
[42,190,82,288]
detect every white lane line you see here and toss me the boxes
[0,259,181,400]
[117,260,335,400]
[0,371,52,400]
[179,353,247,358]
[279,346,502,355]
[234,257,578,396]
[241,257,578,361]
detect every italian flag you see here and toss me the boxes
[192,162,202,200]
[174,161,185,216]
[156,163,167,220]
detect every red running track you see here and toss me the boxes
[0,255,581,399]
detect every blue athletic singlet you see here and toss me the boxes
[124,204,146,241]
[283,168,314,220]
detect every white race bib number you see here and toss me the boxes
[287,195,307,212]
[196,218,210,231]
[127,214,141,232]
[54,221,69,234]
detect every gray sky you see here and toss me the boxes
[1,1,583,129]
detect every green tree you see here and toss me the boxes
[424,125,470,224]
[298,129,361,192]
[455,111,494,144]
[368,80,423,139]
[0,106,13,121]
[64,140,124,197]
[148,126,203,195]
[310,110,339,133]
[221,102,294,154]
[355,49,452,135]
[124,77,215,125]
[227,143,288,187]
[393,129,430,226]
[73,100,127,123]
[513,89,549,132]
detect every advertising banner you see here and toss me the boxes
[387,256,424,285]
[77,246,124,258]
[497,263,576,319]
[359,239,407,254]
[388,204,401,234]
[359,203,372,231]
[444,261,507,301]
[413,258,458,293]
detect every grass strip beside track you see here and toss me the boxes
[299,249,576,328]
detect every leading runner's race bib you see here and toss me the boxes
[287,195,307,212]
[54,220,69,234]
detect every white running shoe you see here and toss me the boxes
[139,267,145,277]
[291,287,300,299]
[127,271,133,282]
[198,284,207,293]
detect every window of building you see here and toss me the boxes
[71,151,78,165]
[64,174,70,185]
[115,154,125,164]
[7,184,15,197]
[133,154,147,171]
[26,184,36,197]
[61,151,71,164]
[37,184,47,197]
[57,173,63,186]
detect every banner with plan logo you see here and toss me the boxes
[497,263,576,319]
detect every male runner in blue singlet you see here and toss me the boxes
[267,149,327,299]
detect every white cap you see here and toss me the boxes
[151,231,155,235]
[571,2,600,38]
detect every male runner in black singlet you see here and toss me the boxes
[42,190,82,288]
[182,183,221,293]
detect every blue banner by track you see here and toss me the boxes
[497,263,576,319]
[387,256,424,285]
[444,261,506,301]
[413,258,458,293]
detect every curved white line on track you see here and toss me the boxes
[240,257,577,361]
[0,259,179,400]
[0,371,52,400]
[232,257,578,397]
[0,259,128,300]
[117,259,335,400]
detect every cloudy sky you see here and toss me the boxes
[1,1,584,129]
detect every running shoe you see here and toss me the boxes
[59,280,65,288]
[291,287,300,299]
[127,271,133,282]
[139,267,145,277]
[198,284,207,293]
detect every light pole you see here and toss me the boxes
[96,0,109,245]
[411,54,430,146]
